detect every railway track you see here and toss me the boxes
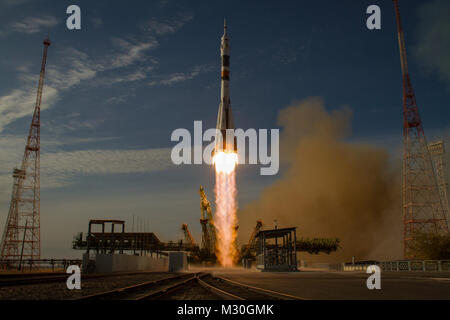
[0,270,175,288]
[74,272,305,300]
[75,273,200,300]
[194,274,305,300]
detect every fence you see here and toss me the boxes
[343,260,450,272]
[0,259,82,271]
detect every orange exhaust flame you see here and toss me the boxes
[213,151,238,267]
[213,151,238,174]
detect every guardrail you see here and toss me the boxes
[0,259,82,271]
[343,260,450,272]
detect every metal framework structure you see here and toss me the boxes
[73,219,199,255]
[256,227,298,272]
[199,186,215,254]
[240,219,263,258]
[393,0,449,258]
[86,220,125,255]
[429,141,450,230]
[181,223,196,248]
[0,38,50,264]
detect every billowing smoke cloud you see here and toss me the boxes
[238,97,402,262]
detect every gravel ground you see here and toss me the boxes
[0,272,181,300]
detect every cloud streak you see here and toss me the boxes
[108,37,158,69]
[10,16,58,34]
[0,86,59,132]
[0,134,173,194]
[0,12,196,133]
[41,148,172,177]
[142,13,193,35]
[148,65,212,86]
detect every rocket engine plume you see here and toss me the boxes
[214,169,238,266]
[213,151,238,174]
[213,20,238,266]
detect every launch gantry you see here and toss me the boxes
[181,224,196,249]
[199,186,215,255]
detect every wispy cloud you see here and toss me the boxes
[47,48,98,90]
[99,69,150,86]
[148,64,212,86]
[0,41,143,133]
[42,147,172,188]
[142,13,193,35]
[0,134,172,193]
[41,148,172,178]
[0,48,97,133]
[0,86,59,132]
[104,93,136,105]
[0,13,193,133]
[10,16,58,34]
[108,37,158,69]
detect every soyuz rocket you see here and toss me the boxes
[215,19,237,154]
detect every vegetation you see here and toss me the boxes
[296,238,340,255]
[410,232,450,260]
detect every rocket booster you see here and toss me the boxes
[215,19,237,154]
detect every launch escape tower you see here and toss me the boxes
[0,38,50,265]
[393,0,449,258]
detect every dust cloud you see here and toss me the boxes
[238,97,402,262]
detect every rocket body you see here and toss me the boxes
[215,20,237,154]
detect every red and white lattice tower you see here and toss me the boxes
[0,38,50,265]
[392,0,449,259]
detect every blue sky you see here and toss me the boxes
[0,0,449,258]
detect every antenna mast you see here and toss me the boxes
[392,0,448,258]
[0,38,51,265]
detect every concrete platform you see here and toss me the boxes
[95,254,168,273]
[197,267,450,299]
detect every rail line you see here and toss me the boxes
[190,274,305,300]
[213,275,306,300]
[76,273,200,300]
[0,270,178,288]
[143,273,305,300]
[75,272,305,300]
[3,270,307,300]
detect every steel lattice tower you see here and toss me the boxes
[0,38,50,264]
[429,141,450,231]
[392,0,449,259]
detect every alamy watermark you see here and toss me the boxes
[366,5,381,30]
[66,5,81,30]
[170,121,279,175]
[66,265,81,290]
[366,265,381,290]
